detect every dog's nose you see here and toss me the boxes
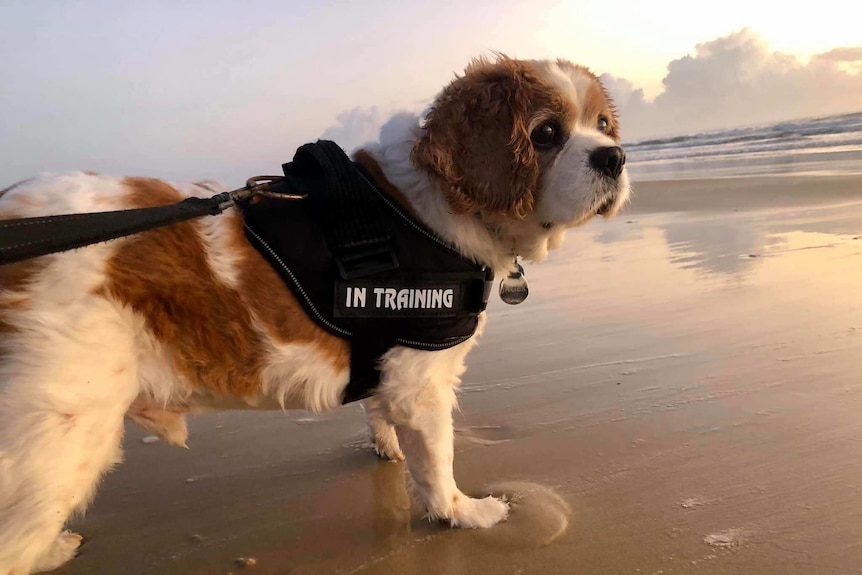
[589,146,626,179]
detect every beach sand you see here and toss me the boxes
[61,174,862,575]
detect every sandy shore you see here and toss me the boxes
[61,174,862,575]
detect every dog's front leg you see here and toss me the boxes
[395,392,508,528]
[379,360,508,529]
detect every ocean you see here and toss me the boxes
[624,111,862,181]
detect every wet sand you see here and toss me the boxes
[62,174,862,575]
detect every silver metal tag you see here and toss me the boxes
[499,261,528,305]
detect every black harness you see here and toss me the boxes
[0,141,494,404]
[238,141,493,403]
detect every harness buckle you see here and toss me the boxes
[335,241,399,280]
[245,176,307,201]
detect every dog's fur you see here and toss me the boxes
[0,55,630,574]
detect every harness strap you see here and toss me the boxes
[0,193,233,266]
[286,141,399,280]
[278,140,405,404]
[342,334,397,404]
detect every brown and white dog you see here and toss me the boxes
[0,55,630,574]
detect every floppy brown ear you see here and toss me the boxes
[411,57,539,218]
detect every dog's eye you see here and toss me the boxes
[531,122,558,148]
[597,117,609,132]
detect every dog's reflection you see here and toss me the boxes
[370,460,413,547]
[367,458,473,574]
[366,460,573,573]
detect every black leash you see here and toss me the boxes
[0,176,298,266]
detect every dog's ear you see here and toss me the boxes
[411,57,539,218]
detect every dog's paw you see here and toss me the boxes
[447,494,510,529]
[127,403,189,448]
[370,425,405,462]
[32,531,83,573]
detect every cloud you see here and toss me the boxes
[320,29,862,146]
[320,106,386,153]
[603,28,862,140]
[813,46,862,62]
[319,100,431,155]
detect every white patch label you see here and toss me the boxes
[335,280,460,318]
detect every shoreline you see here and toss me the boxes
[626,173,862,214]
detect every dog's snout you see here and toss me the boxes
[589,146,626,179]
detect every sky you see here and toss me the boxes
[1,0,860,185]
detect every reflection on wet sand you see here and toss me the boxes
[662,217,772,277]
[370,461,411,551]
[360,470,573,574]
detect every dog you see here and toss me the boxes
[0,55,630,574]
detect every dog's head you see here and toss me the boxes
[411,55,630,261]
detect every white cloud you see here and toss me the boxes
[319,99,431,154]
[814,47,862,63]
[320,106,386,153]
[603,28,862,141]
